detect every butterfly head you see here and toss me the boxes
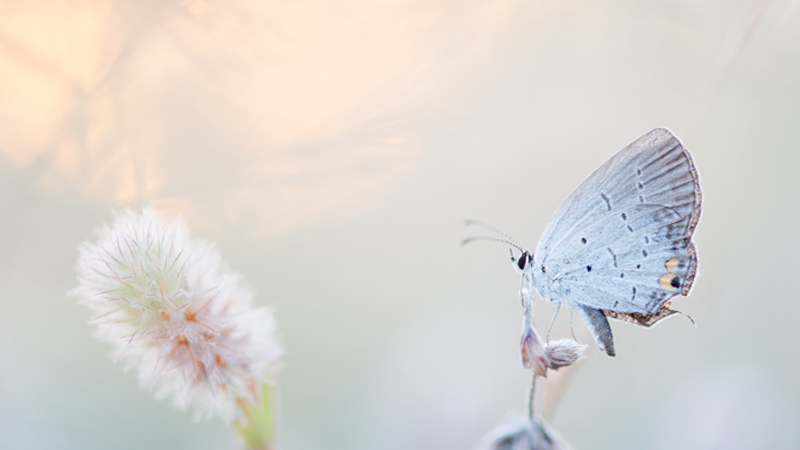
[510,249,534,275]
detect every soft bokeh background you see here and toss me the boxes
[2,1,800,449]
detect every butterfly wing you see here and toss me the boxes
[531,128,701,351]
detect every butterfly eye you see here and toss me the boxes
[516,251,532,271]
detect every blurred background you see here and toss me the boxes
[2,0,800,449]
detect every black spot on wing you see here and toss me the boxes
[607,247,618,267]
[600,193,611,210]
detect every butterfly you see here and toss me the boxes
[471,128,702,359]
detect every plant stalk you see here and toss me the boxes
[528,372,537,420]
[235,382,276,450]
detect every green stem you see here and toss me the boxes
[235,383,276,450]
[528,373,537,420]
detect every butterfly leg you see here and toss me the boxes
[569,307,577,341]
[545,302,561,344]
[574,305,615,357]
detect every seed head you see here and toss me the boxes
[71,208,282,421]
[544,339,587,371]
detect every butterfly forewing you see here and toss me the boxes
[532,128,701,315]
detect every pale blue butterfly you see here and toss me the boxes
[470,128,702,357]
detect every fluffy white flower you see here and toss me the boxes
[71,208,282,421]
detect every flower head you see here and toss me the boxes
[521,325,548,377]
[544,339,587,371]
[477,416,573,450]
[71,208,282,421]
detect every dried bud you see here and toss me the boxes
[544,339,587,371]
[477,416,573,450]
[521,326,548,377]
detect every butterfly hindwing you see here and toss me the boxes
[551,203,696,313]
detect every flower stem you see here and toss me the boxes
[528,372,537,420]
[235,383,276,450]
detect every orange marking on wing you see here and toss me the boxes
[665,257,679,271]
[659,273,678,291]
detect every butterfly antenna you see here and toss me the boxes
[464,219,524,251]
[462,236,524,252]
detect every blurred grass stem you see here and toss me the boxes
[235,383,276,450]
[528,373,537,420]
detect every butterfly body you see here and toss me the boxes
[522,128,702,356]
